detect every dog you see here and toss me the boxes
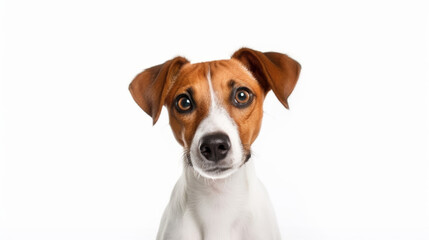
[129,48,301,239]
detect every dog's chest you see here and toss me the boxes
[159,164,280,240]
[189,186,252,239]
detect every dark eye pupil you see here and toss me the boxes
[180,98,191,108]
[237,91,248,101]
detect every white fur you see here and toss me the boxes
[189,69,242,179]
[156,69,281,239]
[156,160,281,240]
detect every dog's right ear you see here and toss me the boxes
[129,57,189,125]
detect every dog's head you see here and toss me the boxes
[129,48,300,179]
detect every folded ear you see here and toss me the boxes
[231,48,301,109]
[129,57,189,124]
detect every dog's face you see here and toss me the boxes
[130,48,300,179]
[165,59,265,179]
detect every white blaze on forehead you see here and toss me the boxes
[206,68,217,108]
[203,68,240,140]
[189,68,244,179]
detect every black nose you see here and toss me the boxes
[199,133,231,162]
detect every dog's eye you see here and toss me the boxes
[175,94,194,113]
[232,87,253,108]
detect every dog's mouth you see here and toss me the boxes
[196,164,236,179]
[185,151,251,179]
[205,166,232,173]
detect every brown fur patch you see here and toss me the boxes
[165,63,211,147]
[165,59,266,154]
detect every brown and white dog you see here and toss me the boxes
[129,48,301,239]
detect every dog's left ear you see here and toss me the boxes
[129,56,189,124]
[232,48,301,109]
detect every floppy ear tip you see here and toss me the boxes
[152,118,158,126]
[151,109,162,125]
[282,99,290,110]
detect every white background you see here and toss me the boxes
[1,0,428,239]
